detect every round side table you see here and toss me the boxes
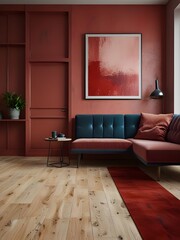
[45,137,72,167]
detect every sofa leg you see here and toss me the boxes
[77,154,82,168]
[157,166,161,181]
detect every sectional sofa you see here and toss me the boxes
[71,113,180,179]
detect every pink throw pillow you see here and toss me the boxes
[135,112,173,141]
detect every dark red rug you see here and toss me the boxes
[108,167,180,240]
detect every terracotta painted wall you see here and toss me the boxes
[166,0,180,113]
[0,4,167,155]
[70,5,166,119]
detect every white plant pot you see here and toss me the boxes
[10,108,20,119]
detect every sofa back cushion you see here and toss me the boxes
[166,114,180,144]
[135,112,173,141]
[124,114,141,138]
[75,114,125,138]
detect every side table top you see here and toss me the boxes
[45,137,72,142]
[57,137,72,142]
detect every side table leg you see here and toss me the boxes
[59,141,69,167]
[60,142,63,167]
[47,141,52,167]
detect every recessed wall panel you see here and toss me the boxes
[9,47,25,96]
[29,12,68,60]
[0,14,7,43]
[0,123,7,151]
[31,63,67,108]
[0,47,7,95]
[31,119,67,149]
[8,14,25,43]
[8,123,25,150]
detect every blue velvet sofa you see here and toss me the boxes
[71,114,180,179]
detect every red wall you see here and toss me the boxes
[0,4,168,155]
[70,5,166,118]
[166,0,180,113]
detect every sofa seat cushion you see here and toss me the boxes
[71,138,132,150]
[130,139,180,164]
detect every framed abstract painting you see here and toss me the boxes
[85,33,142,99]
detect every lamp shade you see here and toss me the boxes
[150,79,164,99]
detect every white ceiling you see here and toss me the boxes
[0,0,169,5]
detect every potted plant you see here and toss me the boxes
[2,91,25,119]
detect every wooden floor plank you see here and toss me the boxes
[0,157,179,240]
[100,168,142,239]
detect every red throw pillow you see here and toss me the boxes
[135,113,173,141]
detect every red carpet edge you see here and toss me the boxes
[108,167,180,240]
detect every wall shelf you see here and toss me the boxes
[0,43,25,46]
[0,119,26,122]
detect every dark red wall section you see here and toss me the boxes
[70,5,166,118]
[0,4,167,156]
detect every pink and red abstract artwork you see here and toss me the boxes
[85,34,142,99]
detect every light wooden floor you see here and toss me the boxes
[0,156,179,240]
